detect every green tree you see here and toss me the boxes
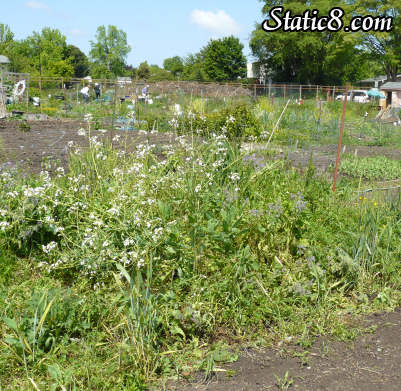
[90,63,113,79]
[201,36,246,81]
[355,0,401,81]
[26,28,73,77]
[148,64,174,81]
[163,56,184,78]
[89,25,131,77]
[181,53,207,81]
[0,23,14,52]
[137,61,150,80]
[250,1,369,84]
[64,45,89,78]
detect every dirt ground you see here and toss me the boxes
[0,119,180,174]
[168,309,401,391]
[2,119,401,176]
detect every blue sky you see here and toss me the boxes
[2,1,264,66]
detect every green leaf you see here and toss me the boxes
[3,317,18,332]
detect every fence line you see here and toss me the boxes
[24,76,359,96]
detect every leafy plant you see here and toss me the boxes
[275,371,294,390]
[339,155,401,181]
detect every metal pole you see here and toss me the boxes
[111,80,117,138]
[332,84,349,192]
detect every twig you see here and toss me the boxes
[266,99,291,145]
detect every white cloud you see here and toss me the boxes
[24,1,50,11]
[191,9,241,36]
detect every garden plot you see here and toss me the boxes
[242,142,401,176]
[0,119,181,173]
[2,117,401,177]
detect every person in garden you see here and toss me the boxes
[94,83,101,101]
[142,85,149,97]
[80,85,90,103]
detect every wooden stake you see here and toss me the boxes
[332,84,349,192]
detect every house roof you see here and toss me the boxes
[0,55,10,64]
[381,82,401,90]
[359,74,401,83]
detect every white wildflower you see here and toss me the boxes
[42,241,58,254]
[0,221,10,231]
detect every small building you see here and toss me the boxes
[0,55,11,74]
[380,82,401,108]
[247,62,271,85]
[358,74,401,88]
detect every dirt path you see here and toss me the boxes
[169,309,401,391]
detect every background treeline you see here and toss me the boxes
[0,0,400,84]
[0,24,247,83]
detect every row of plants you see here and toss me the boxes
[8,91,396,148]
[340,155,401,181]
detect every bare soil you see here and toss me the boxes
[168,309,401,391]
[2,120,401,177]
[0,119,180,174]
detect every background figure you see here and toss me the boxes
[80,85,90,103]
[142,84,149,97]
[94,83,101,101]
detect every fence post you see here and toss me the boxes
[268,83,271,98]
[111,80,117,136]
[284,84,286,100]
[299,85,302,100]
[332,84,349,192]
[333,86,336,100]
[26,75,30,109]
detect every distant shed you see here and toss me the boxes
[381,82,401,107]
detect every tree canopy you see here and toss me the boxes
[201,36,246,82]
[163,56,184,78]
[64,45,89,78]
[25,28,73,77]
[356,0,400,80]
[250,0,400,84]
[89,25,131,77]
